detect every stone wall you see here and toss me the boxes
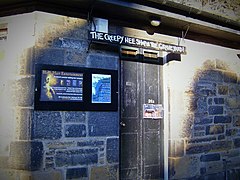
[164,0,240,23]
[0,12,119,180]
[168,41,240,179]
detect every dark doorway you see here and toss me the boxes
[120,60,164,180]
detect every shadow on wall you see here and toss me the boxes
[0,13,120,180]
[183,59,240,139]
[171,59,240,179]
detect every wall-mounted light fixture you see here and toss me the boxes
[150,16,161,27]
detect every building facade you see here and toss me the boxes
[0,0,239,179]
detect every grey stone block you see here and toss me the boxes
[64,49,87,66]
[66,167,88,179]
[203,172,225,180]
[65,124,86,137]
[200,153,220,162]
[53,38,88,50]
[77,140,104,147]
[200,167,206,175]
[211,141,232,151]
[107,138,119,163]
[186,144,211,154]
[35,48,65,66]
[227,168,240,180]
[214,116,232,124]
[194,126,205,131]
[195,118,213,125]
[233,115,240,127]
[65,112,86,123]
[88,112,119,137]
[214,98,224,104]
[46,141,76,149]
[208,106,223,115]
[188,137,216,144]
[226,129,238,136]
[218,135,225,140]
[86,54,118,70]
[197,97,208,112]
[32,111,62,140]
[208,98,213,105]
[234,138,240,148]
[55,149,98,167]
[199,89,216,96]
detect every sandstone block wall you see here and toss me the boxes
[168,45,240,179]
[0,12,119,180]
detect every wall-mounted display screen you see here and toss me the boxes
[35,64,118,111]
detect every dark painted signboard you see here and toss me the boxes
[89,31,186,54]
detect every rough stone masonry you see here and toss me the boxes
[169,59,240,179]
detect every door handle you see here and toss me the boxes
[120,121,126,127]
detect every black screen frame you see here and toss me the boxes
[34,64,118,111]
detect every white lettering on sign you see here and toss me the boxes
[90,31,125,44]
[124,37,135,45]
[104,33,124,43]
[158,43,185,54]
[89,31,186,54]
[89,31,104,40]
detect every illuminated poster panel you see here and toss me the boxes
[40,70,83,102]
[92,74,111,103]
